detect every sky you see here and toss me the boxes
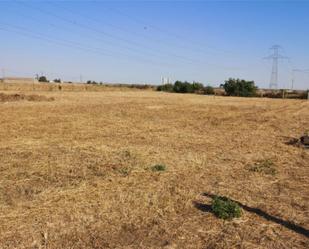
[0,0,309,89]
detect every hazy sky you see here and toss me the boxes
[0,0,309,89]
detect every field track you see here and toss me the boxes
[0,89,308,248]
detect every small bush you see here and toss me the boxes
[212,196,242,220]
[128,84,153,89]
[203,85,215,95]
[87,80,98,85]
[118,167,130,176]
[38,76,48,82]
[248,159,276,175]
[151,164,166,172]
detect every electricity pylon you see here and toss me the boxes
[264,45,289,89]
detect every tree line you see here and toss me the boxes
[157,81,215,95]
[157,78,258,97]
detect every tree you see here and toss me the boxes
[38,76,48,82]
[157,81,205,94]
[173,81,194,93]
[192,82,204,93]
[53,78,61,83]
[222,78,257,97]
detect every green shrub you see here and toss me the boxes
[212,196,242,220]
[87,80,98,85]
[151,164,166,172]
[157,83,173,92]
[38,76,48,82]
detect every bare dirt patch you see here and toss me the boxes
[0,92,55,102]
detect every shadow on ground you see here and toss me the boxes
[194,192,309,238]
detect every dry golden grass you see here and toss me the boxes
[0,92,55,102]
[0,82,150,92]
[0,88,308,248]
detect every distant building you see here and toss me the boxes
[0,77,38,84]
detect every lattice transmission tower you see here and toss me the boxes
[264,45,289,89]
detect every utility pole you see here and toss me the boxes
[161,76,172,84]
[264,45,289,89]
[292,69,296,90]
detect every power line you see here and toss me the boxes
[99,4,233,55]
[0,23,176,69]
[1,23,240,85]
[4,22,170,68]
[15,1,239,70]
[0,24,111,56]
[16,2,198,65]
[49,1,224,57]
[8,5,193,66]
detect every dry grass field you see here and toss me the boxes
[0,88,308,248]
